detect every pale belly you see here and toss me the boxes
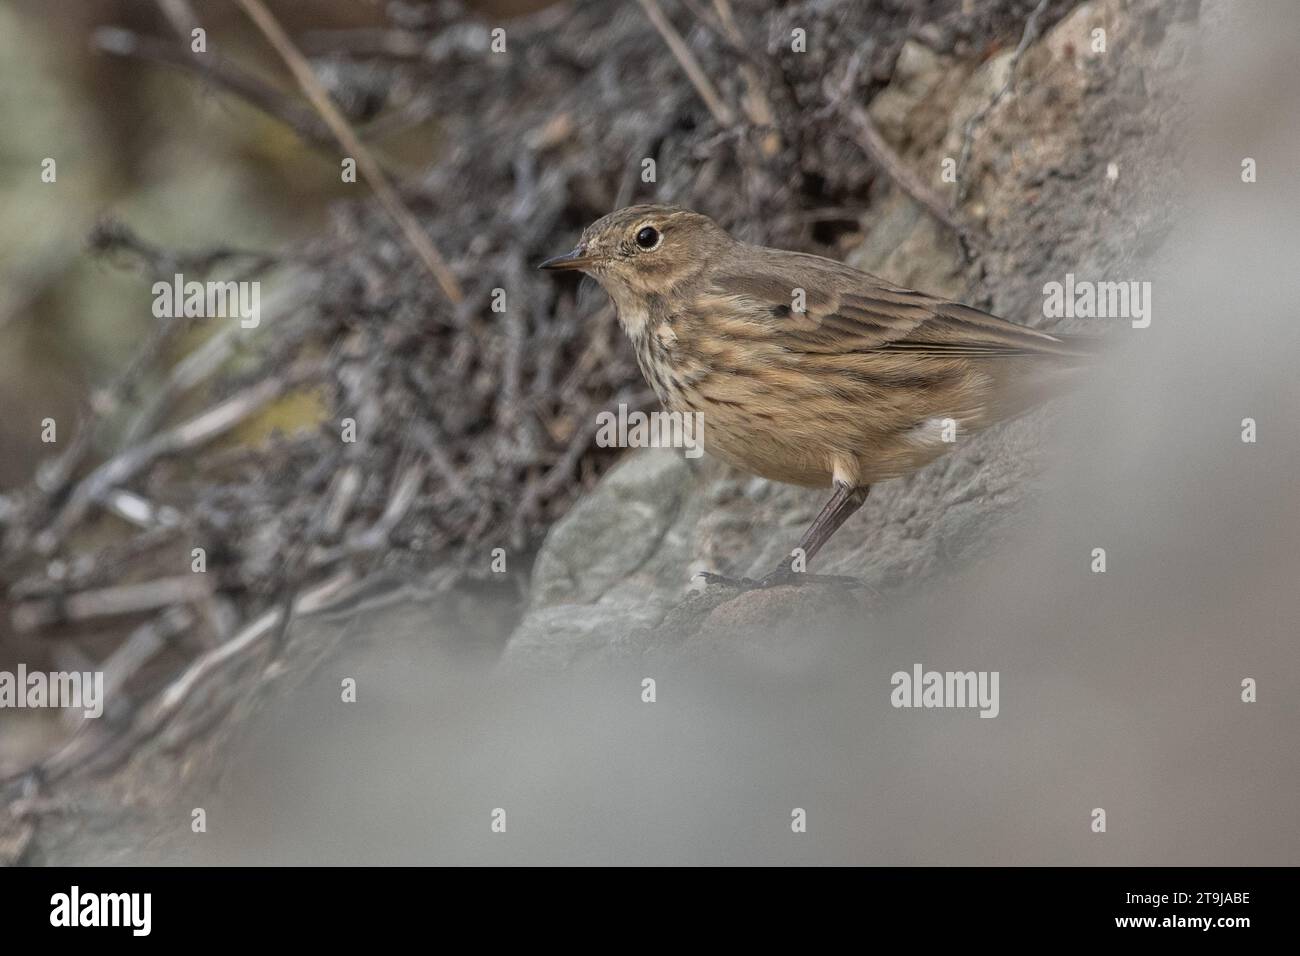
[651,372,961,489]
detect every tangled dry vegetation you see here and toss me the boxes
[0,0,1072,790]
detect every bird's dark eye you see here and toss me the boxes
[635,226,661,250]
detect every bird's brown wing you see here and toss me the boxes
[707,249,1090,360]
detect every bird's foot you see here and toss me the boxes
[756,566,864,590]
[693,571,761,590]
[694,566,863,592]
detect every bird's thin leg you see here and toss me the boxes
[697,483,869,590]
[762,482,869,583]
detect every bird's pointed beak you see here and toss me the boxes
[538,244,593,272]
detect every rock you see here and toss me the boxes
[847,191,964,298]
[527,448,694,607]
[503,449,703,669]
[867,39,951,147]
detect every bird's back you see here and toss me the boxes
[648,243,1099,487]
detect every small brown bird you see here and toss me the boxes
[541,204,1095,588]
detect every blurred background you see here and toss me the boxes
[0,0,581,785]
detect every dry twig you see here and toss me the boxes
[234,0,464,304]
[636,0,735,127]
[953,0,1053,209]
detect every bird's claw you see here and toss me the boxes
[694,567,864,592]
[693,571,761,590]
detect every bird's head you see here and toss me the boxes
[539,204,733,304]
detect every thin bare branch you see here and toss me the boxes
[233,0,465,304]
[845,104,965,235]
[636,0,735,127]
[12,576,213,632]
[953,0,1052,208]
[711,0,780,155]
[40,361,323,550]
[92,27,335,145]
